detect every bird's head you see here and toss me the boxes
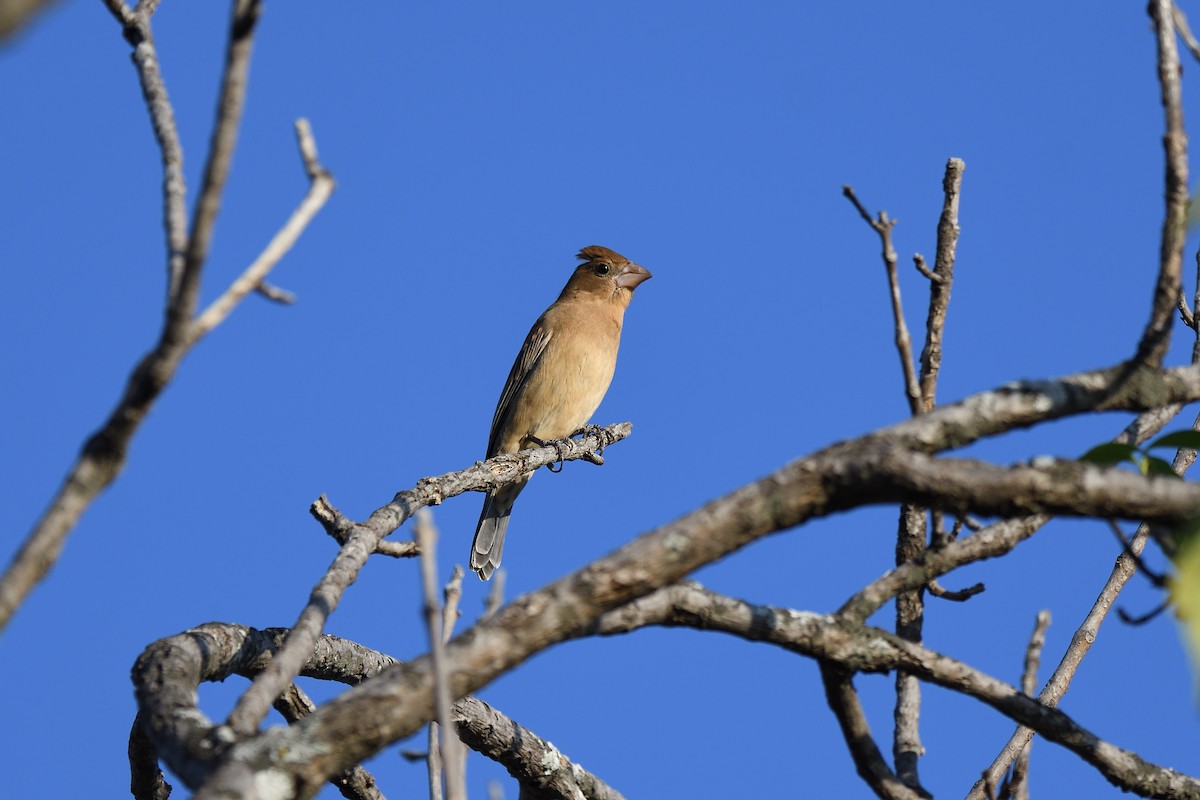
[562,245,652,305]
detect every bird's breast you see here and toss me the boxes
[516,307,621,446]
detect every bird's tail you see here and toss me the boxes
[471,480,525,580]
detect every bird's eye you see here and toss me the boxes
[594,263,611,276]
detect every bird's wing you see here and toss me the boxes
[487,320,553,456]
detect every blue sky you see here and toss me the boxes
[2,2,1195,798]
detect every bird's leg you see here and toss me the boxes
[529,435,566,473]
[571,424,607,465]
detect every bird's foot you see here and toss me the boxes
[529,435,567,473]
[571,424,608,465]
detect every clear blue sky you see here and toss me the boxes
[2,3,1195,798]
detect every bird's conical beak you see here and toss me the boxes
[617,262,652,289]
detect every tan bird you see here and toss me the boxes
[470,245,652,580]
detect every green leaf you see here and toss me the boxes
[1172,532,1200,666]
[1149,430,1200,451]
[1143,456,1181,479]
[1079,442,1139,466]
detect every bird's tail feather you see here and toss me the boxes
[471,486,518,580]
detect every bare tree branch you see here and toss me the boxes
[0,0,331,637]
[255,280,298,304]
[482,568,506,621]
[415,512,465,800]
[454,697,626,800]
[843,184,922,415]
[1006,610,1051,800]
[969,407,1200,798]
[1137,0,1188,368]
[913,254,941,282]
[888,159,963,793]
[918,157,964,412]
[132,624,621,799]
[172,0,261,326]
[311,496,420,558]
[589,584,1198,799]
[188,417,1200,796]
[926,579,984,602]
[842,515,1048,622]
[820,662,929,800]
[1173,2,1200,63]
[270,684,386,800]
[129,712,173,800]
[225,423,633,736]
[188,118,334,344]
[894,503,927,791]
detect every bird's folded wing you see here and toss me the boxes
[486,321,552,456]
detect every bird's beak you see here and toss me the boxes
[616,262,652,289]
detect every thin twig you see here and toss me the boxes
[918,158,965,413]
[172,0,262,328]
[119,7,189,305]
[310,496,420,558]
[415,512,463,800]
[1174,2,1200,62]
[1108,520,1169,587]
[188,119,334,344]
[443,566,465,642]
[912,253,942,282]
[256,281,297,304]
[843,185,922,415]
[1007,611,1051,800]
[481,568,506,621]
[440,567,467,796]
[927,579,984,602]
[1180,286,1196,330]
[840,516,1047,623]
[1192,246,1200,354]
[1118,600,1171,625]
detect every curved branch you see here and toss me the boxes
[587,583,1198,799]
[132,624,621,799]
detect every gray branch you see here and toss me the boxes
[131,624,621,800]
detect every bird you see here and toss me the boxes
[470,245,652,580]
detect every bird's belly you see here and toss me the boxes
[521,344,616,444]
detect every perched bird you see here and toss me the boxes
[470,245,652,580]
